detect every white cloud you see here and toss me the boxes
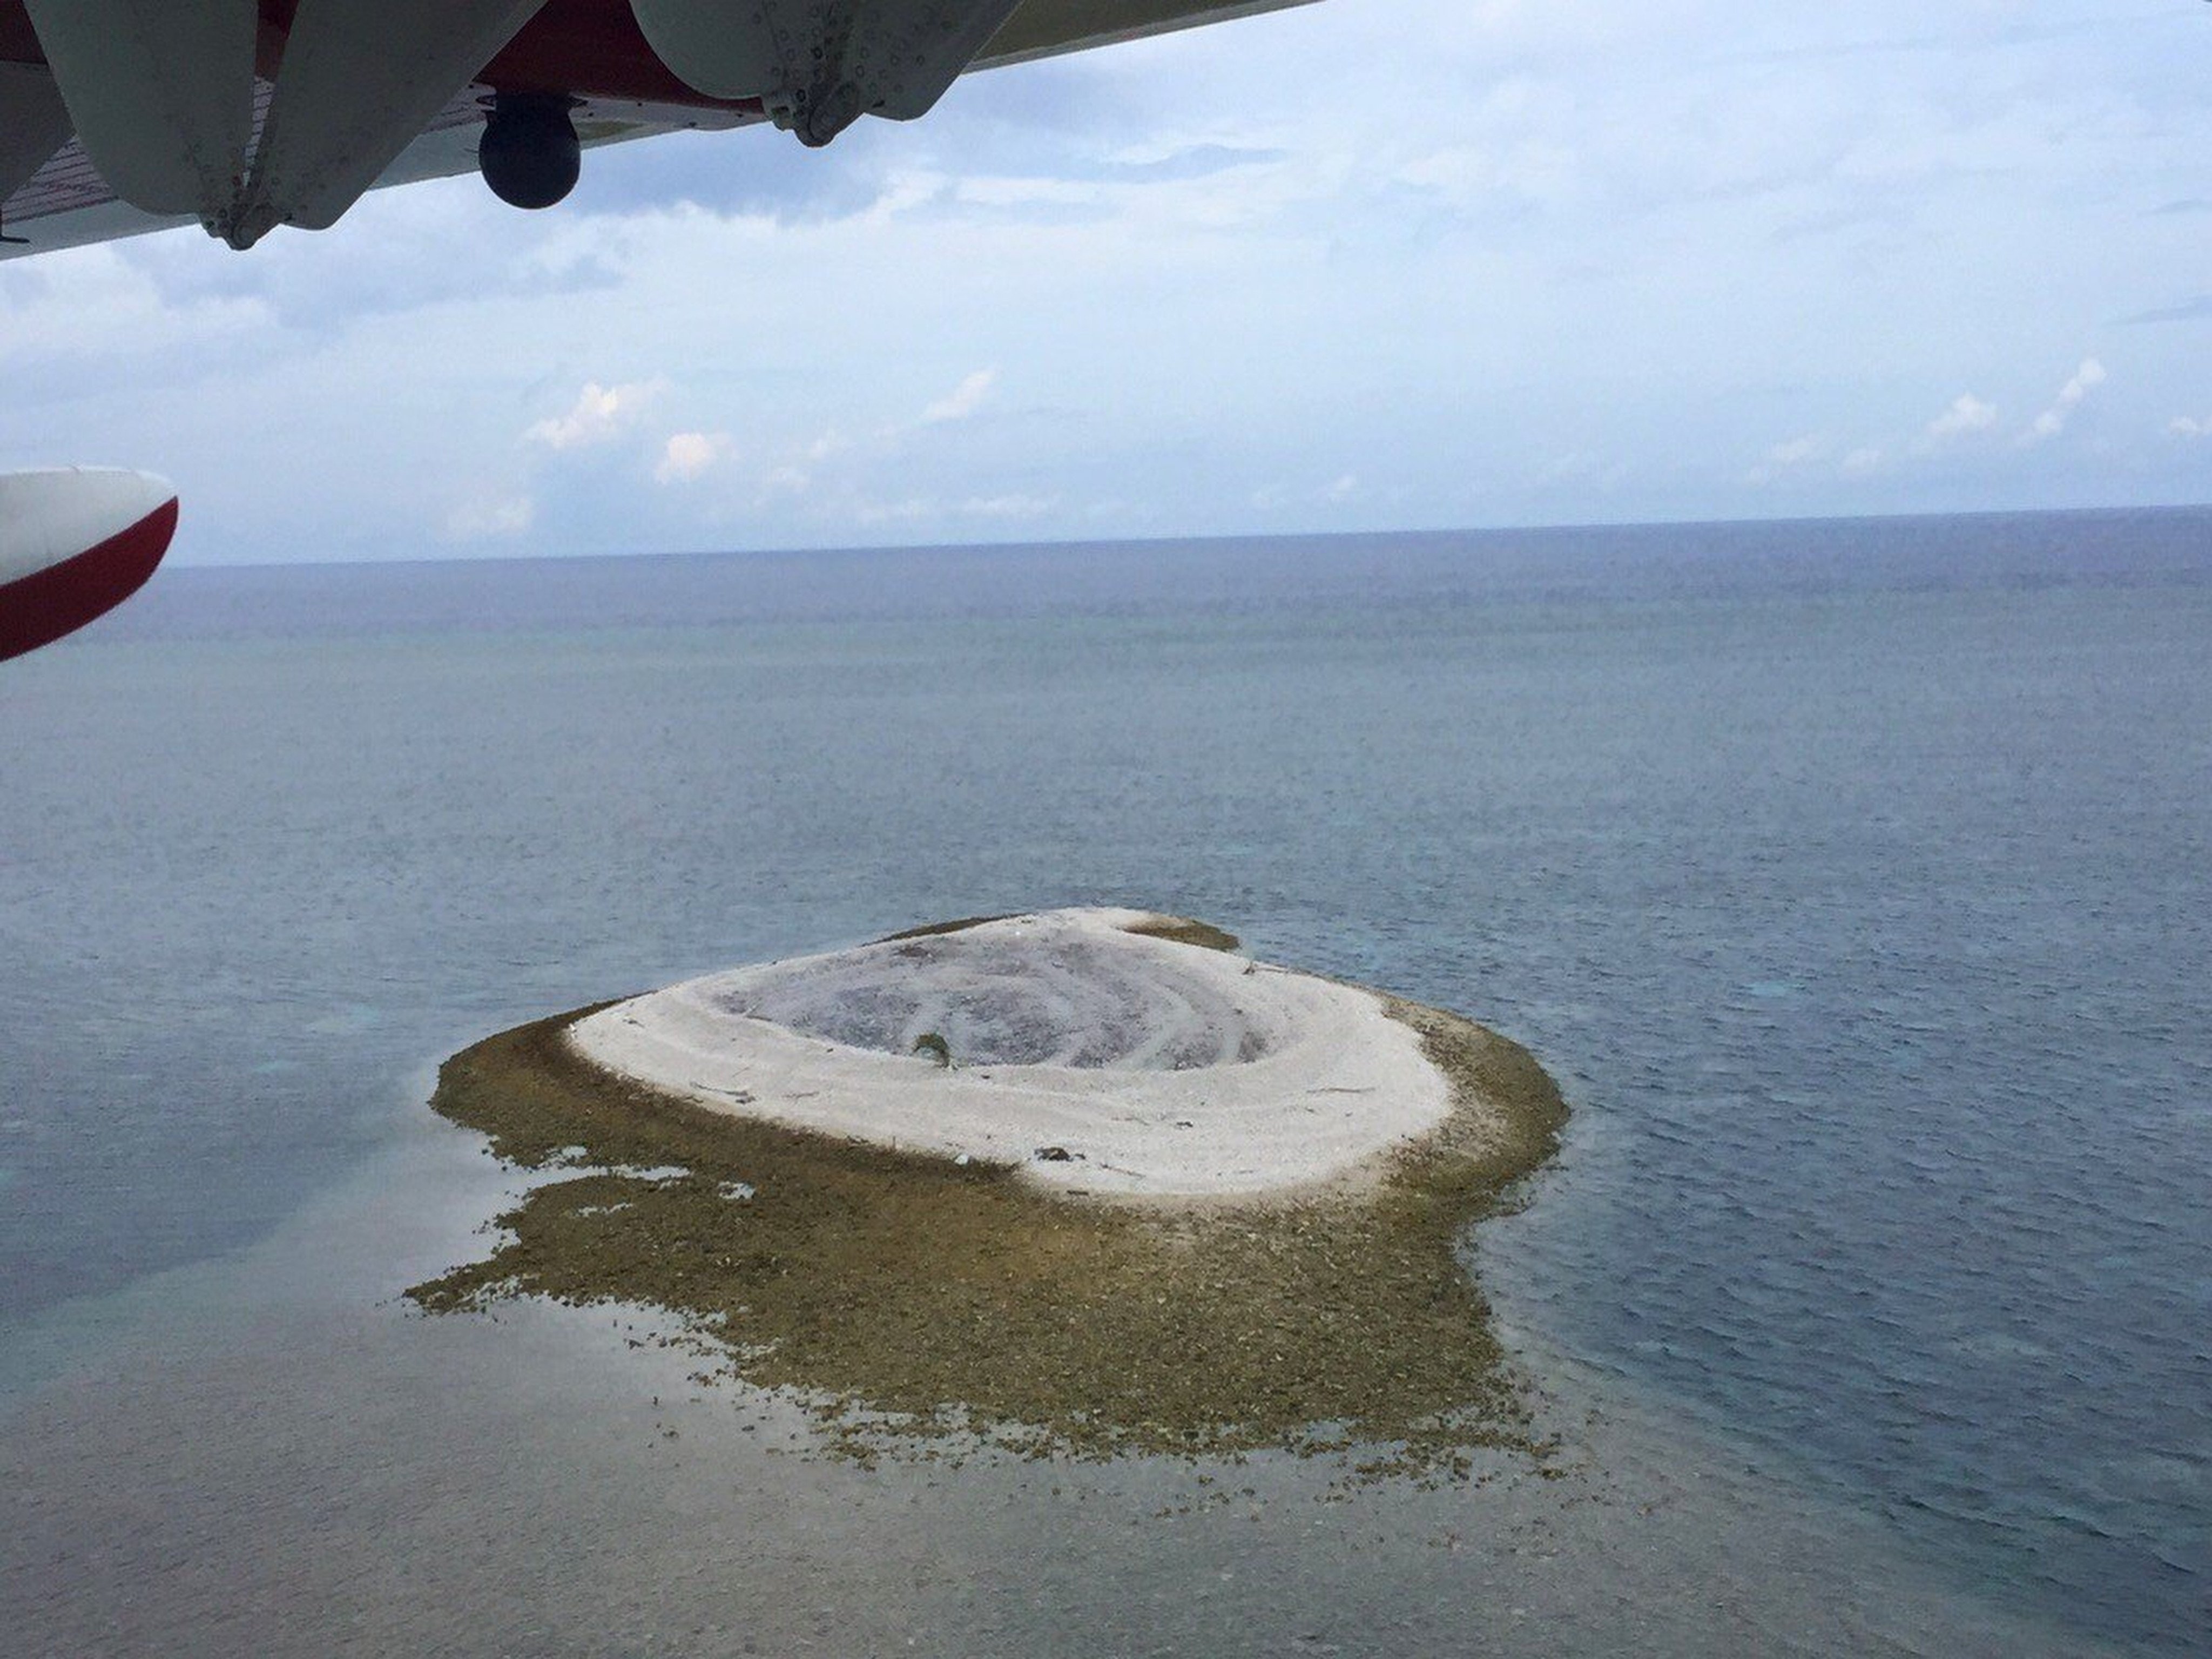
[654,430,734,483]
[1925,394,1999,441]
[2060,357,2107,402]
[0,246,269,365]
[443,494,534,540]
[1324,473,1360,503]
[1840,446,1883,475]
[2022,358,2107,444]
[1395,138,1578,212]
[922,368,997,423]
[525,379,666,450]
[733,430,851,503]
[1746,434,1827,484]
[2170,416,2211,439]
[961,493,1059,518]
[853,496,936,525]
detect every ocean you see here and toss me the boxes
[2,511,2206,1654]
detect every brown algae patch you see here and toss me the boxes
[408,935,1567,1469]
[1118,915,1242,953]
[876,911,1238,954]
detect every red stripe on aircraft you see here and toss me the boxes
[0,494,178,662]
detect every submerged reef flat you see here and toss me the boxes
[410,909,1568,1467]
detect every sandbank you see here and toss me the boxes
[565,907,1453,1201]
[413,909,1568,1466]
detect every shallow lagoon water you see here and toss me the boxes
[3,512,2207,1651]
[0,1102,2132,1658]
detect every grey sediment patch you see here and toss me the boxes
[408,920,1567,1471]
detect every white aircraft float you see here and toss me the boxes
[0,0,1311,660]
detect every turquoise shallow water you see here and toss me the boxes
[2,511,2207,1651]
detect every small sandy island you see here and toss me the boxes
[569,907,1452,1201]
[413,909,1567,1469]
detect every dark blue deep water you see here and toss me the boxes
[3,511,2207,1650]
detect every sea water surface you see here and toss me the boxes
[2,512,2206,1654]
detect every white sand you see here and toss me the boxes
[566,908,1453,1201]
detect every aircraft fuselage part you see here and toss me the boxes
[631,0,1027,147]
[19,0,253,222]
[0,468,179,663]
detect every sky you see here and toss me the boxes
[2,0,2208,567]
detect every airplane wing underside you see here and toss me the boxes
[2,80,756,258]
[0,0,1313,264]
